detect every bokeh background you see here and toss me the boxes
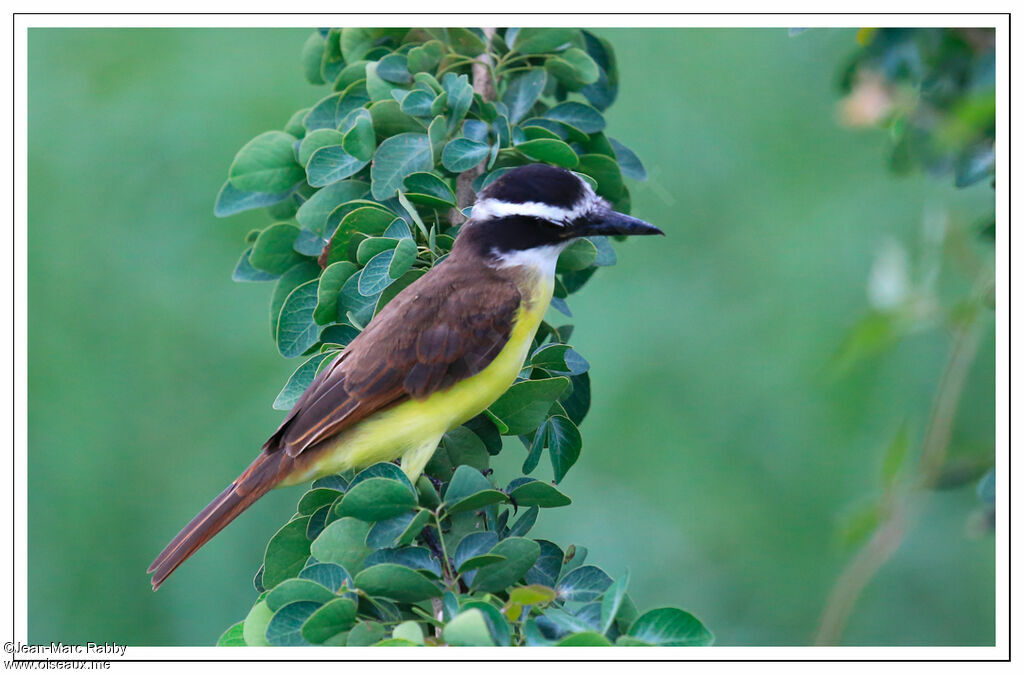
[27,27,995,646]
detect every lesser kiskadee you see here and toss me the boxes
[148,163,662,589]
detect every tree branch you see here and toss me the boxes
[813,317,984,645]
[450,27,496,227]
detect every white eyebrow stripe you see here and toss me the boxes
[470,198,580,224]
[470,182,604,225]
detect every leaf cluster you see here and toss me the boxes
[213,26,709,648]
[836,28,995,189]
[218,461,712,647]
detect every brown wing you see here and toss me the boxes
[263,258,522,458]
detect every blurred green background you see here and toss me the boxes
[27,27,994,646]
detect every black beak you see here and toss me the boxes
[575,210,664,237]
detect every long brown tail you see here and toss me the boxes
[148,451,286,590]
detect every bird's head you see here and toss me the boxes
[454,163,663,271]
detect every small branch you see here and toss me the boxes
[449,27,496,227]
[813,318,984,645]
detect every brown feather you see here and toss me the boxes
[150,244,523,589]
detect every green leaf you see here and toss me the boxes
[576,153,625,200]
[508,479,572,507]
[508,584,557,605]
[354,563,441,602]
[242,601,273,647]
[301,597,357,644]
[228,131,304,193]
[427,115,447,161]
[295,180,369,236]
[217,621,246,647]
[455,531,499,571]
[442,137,490,173]
[444,28,489,57]
[365,546,442,578]
[320,29,345,83]
[339,270,379,327]
[339,27,379,63]
[263,516,312,588]
[273,351,337,410]
[525,539,563,587]
[311,517,372,573]
[546,415,583,483]
[367,509,431,549]
[306,146,368,188]
[250,223,304,275]
[441,427,490,471]
[512,28,580,55]
[488,377,570,435]
[389,237,417,278]
[371,133,434,200]
[298,562,352,593]
[544,101,605,134]
[271,262,321,340]
[368,99,427,137]
[401,173,456,210]
[341,110,376,162]
[338,477,418,521]
[325,203,396,261]
[443,609,495,646]
[557,632,613,646]
[608,137,646,180]
[266,578,336,612]
[301,31,326,85]
[356,248,396,296]
[298,129,344,166]
[557,564,613,602]
[399,89,435,117]
[600,572,630,634]
[545,48,600,89]
[561,372,591,425]
[314,261,358,325]
[627,607,714,646]
[407,40,444,73]
[441,73,473,130]
[470,537,541,593]
[503,69,547,124]
[530,344,589,375]
[393,620,425,644]
[305,87,371,132]
[364,61,393,102]
[334,60,369,92]
[215,180,293,218]
[297,487,342,516]
[266,601,319,646]
[343,621,383,646]
[232,247,279,283]
[443,465,508,514]
[557,238,598,273]
[276,279,320,358]
[516,138,579,168]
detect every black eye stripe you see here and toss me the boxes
[457,215,574,257]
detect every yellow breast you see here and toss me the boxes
[285,269,554,485]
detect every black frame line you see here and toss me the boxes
[8,9,1011,663]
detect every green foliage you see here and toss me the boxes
[835,28,995,190]
[214,26,705,647]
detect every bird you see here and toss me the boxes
[148,163,663,590]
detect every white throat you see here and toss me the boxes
[489,242,571,278]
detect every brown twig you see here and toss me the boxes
[813,318,984,645]
[449,28,496,227]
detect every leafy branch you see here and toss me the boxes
[212,26,708,648]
